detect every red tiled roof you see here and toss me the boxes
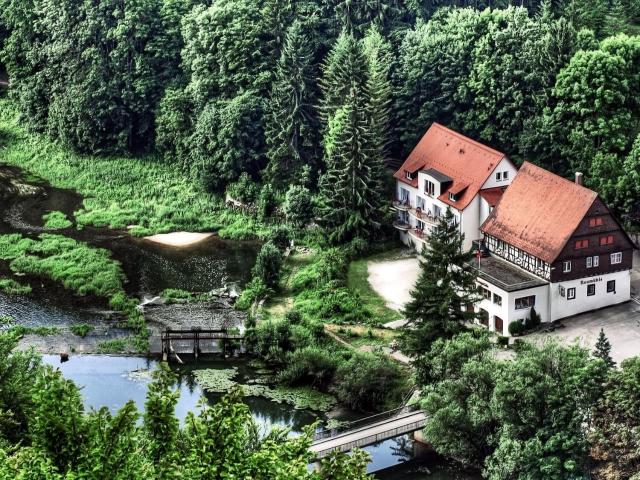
[481,162,598,263]
[479,187,506,207]
[393,123,508,210]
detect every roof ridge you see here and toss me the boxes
[432,123,506,159]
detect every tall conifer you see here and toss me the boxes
[402,209,478,356]
[265,20,320,186]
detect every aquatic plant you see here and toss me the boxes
[42,211,73,229]
[0,277,32,295]
[193,368,239,393]
[243,384,337,412]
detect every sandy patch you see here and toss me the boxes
[367,257,420,312]
[144,232,214,247]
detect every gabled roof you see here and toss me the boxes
[481,162,598,263]
[394,123,508,210]
[479,187,506,207]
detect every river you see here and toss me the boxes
[0,164,479,478]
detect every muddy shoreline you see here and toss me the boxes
[0,164,257,354]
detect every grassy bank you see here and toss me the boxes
[0,99,271,239]
[0,233,147,351]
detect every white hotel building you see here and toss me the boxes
[393,125,635,336]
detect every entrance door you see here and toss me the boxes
[494,316,504,335]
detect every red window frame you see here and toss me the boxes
[574,239,589,249]
[599,235,614,246]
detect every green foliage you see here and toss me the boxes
[402,209,479,355]
[192,368,239,393]
[8,326,60,337]
[508,319,526,336]
[0,335,369,478]
[160,288,194,304]
[42,211,72,229]
[418,338,609,477]
[0,277,31,295]
[331,351,408,412]
[283,185,314,226]
[0,100,272,239]
[70,323,93,338]
[252,242,284,290]
[226,173,261,205]
[235,278,273,311]
[276,346,339,391]
[593,328,616,368]
[590,357,640,479]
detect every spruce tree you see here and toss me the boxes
[593,328,616,369]
[401,209,479,356]
[264,20,320,187]
[318,34,387,243]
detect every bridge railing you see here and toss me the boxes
[313,403,421,442]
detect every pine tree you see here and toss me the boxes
[593,328,616,369]
[318,34,387,243]
[401,209,479,356]
[264,20,320,187]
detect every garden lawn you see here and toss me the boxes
[0,99,271,239]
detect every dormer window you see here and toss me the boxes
[425,180,435,197]
[503,171,509,180]
[448,192,457,202]
[495,172,502,181]
[405,171,413,180]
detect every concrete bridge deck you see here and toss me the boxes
[310,407,427,459]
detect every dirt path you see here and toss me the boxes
[367,257,420,312]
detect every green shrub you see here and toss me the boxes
[294,286,371,325]
[42,211,72,229]
[290,248,348,292]
[256,183,277,219]
[235,278,273,310]
[268,224,291,251]
[528,307,541,328]
[226,172,260,204]
[508,319,526,336]
[161,288,194,304]
[70,323,93,337]
[283,185,313,226]
[252,242,283,289]
[331,351,407,412]
[276,346,338,390]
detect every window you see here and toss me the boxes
[607,280,616,293]
[600,235,614,246]
[416,220,425,231]
[405,171,413,180]
[587,284,596,296]
[563,261,572,273]
[479,309,489,326]
[416,196,425,211]
[479,286,491,300]
[493,293,502,306]
[567,287,576,300]
[448,192,457,202]
[515,296,535,310]
[589,217,603,227]
[559,285,565,297]
[425,180,435,197]
[433,204,442,218]
[574,239,589,249]
[611,252,622,264]
[503,171,509,180]
[586,256,599,268]
[495,172,502,181]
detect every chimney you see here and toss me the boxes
[575,172,584,186]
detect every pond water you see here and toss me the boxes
[1,165,478,478]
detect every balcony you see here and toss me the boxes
[392,199,411,212]
[393,220,411,231]
[408,228,428,244]
[408,208,440,226]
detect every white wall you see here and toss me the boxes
[550,270,631,321]
[460,196,480,251]
[475,280,549,336]
[481,158,517,189]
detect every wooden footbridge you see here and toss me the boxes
[310,403,427,459]
[161,328,244,362]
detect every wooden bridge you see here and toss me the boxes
[161,328,244,362]
[310,404,427,459]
